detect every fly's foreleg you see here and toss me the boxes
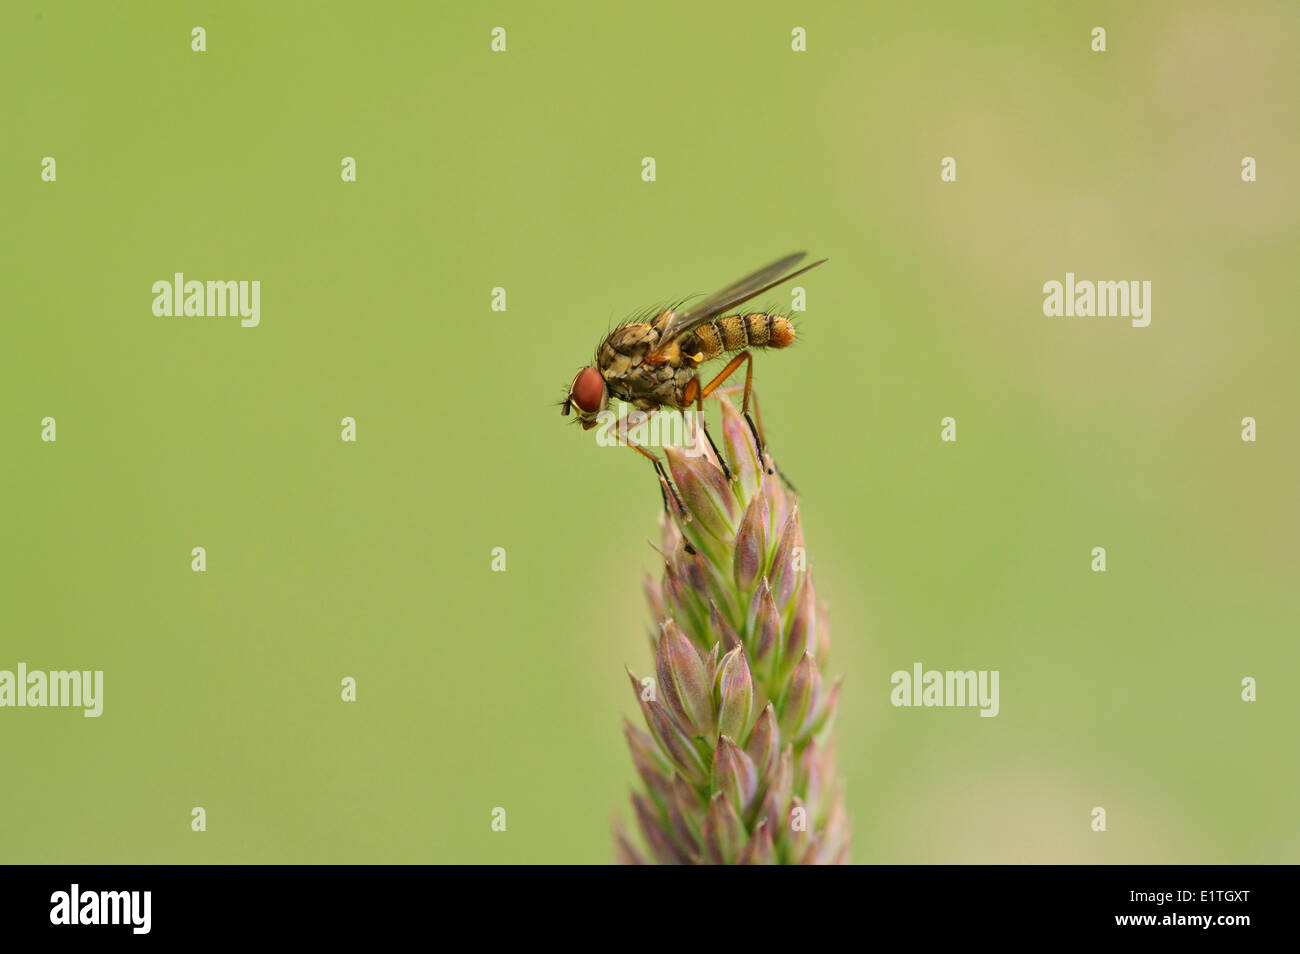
[602,409,684,512]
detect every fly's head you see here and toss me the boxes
[560,366,608,430]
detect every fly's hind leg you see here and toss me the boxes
[697,351,772,475]
[743,387,796,491]
[708,382,797,492]
[602,409,684,512]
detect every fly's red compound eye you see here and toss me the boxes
[570,366,605,414]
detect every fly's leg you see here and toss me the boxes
[682,377,732,482]
[697,351,772,475]
[707,380,797,492]
[709,380,772,458]
[602,409,684,512]
[743,387,797,492]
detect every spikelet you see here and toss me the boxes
[619,399,848,864]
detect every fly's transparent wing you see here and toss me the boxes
[656,252,826,346]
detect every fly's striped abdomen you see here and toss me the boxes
[691,314,795,361]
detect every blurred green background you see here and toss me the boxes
[2,0,1297,863]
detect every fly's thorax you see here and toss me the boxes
[607,358,692,409]
[599,321,682,406]
[598,322,659,381]
[688,313,795,361]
